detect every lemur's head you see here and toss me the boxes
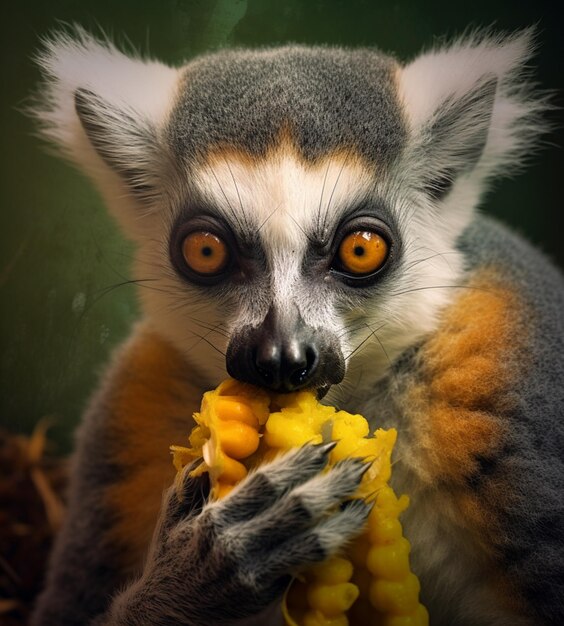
[34,28,544,399]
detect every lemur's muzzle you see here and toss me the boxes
[226,306,345,393]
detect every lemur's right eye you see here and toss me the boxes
[337,230,388,275]
[182,231,229,276]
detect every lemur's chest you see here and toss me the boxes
[347,269,533,625]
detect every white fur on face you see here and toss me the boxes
[192,149,376,327]
[140,150,375,386]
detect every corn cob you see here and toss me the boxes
[171,380,428,626]
[171,378,270,498]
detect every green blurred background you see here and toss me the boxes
[1,0,562,453]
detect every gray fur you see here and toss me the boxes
[31,380,134,625]
[167,46,407,165]
[458,216,564,621]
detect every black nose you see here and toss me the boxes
[226,306,345,393]
[255,337,319,391]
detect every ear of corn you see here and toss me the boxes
[171,379,270,498]
[171,380,428,626]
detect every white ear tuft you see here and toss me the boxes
[398,28,549,190]
[30,26,181,205]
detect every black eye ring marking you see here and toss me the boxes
[170,216,237,286]
[329,216,395,286]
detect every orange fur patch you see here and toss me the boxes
[405,269,529,550]
[409,270,525,482]
[201,125,369,172]
[103,325,203,571]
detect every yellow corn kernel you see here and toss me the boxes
[216,420,260,459]
[214,482,235,499]
[368,517,403,545]
[220,456,249,483]
[366,537,411,582]
[215,378,271,425]
[264,409,323,448]
[265,391,335,450]
[213,397,260,427]
[369,572,421,615]
[331,412,370,439]
[370,486,409,518]
[307,582,359,616]
[330,437,368,463]
[309,558,353,585]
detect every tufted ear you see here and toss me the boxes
[31,27,181,231]
[398,29,547,201]
[73,87,162,201]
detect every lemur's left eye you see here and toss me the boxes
[336,230,389,276]
[182,231,229,276]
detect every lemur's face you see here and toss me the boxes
[170,147,398,395]
[136,48,470,396]
[40,34,532,400]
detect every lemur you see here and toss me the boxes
[29,26,564,626]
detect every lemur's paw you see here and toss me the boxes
[141,444,370,625]
[211,441,339,522]
[153,460,210,543]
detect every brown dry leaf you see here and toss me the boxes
[0,423,67,625]
[0,598,21,614]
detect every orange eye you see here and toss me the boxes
[337,230,388,275]
[182,231,229,275]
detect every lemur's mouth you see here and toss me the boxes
[255,383,331,399]
[316,384,331,400]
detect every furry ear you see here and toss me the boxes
[31,27,180,222]
[398,29,547,200]
[74,87,161,200]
